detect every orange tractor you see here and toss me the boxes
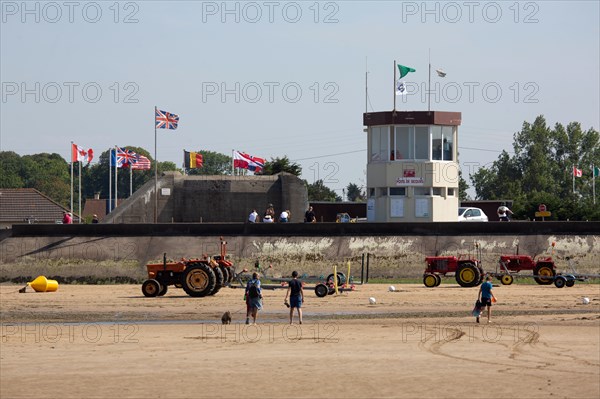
[141,238,235,297]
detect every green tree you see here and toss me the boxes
[0,151,25,188]
[346,182,365,202]
[260,156,302,176]
[458,171,469,201]
[470,116,600,220]
[307,179,341,201]
[186,150,232,175]
[21,153,70,205]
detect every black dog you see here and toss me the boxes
[221,311,232,324]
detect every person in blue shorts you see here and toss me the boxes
[284,271,304,324]
[478,275,496,323]
[245,272,262,325]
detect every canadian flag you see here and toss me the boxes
[72,143,94,165]
[573,166,583,177]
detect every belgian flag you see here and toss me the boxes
[184,150,203,169]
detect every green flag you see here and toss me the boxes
[594,166,600,177]
[397,64,416,79]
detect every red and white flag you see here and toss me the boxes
[71,143,93,165]
[131,155,151,170]
[233,151,265,172]
[573,166,583,177]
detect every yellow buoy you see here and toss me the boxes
[28,276,59,292]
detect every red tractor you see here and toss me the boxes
[494,254,556,285]
[423,253,484,288]
[141,238,235,297]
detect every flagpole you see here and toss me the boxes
[393,60,397,112]
[154,107,158,223]
[428,48,431,112]
[572,165,575,194]
[130,164,133,197]
[70,142,74,215]
[365,56,368,113]
[231,149,235,175]
[108,148,112,213]
[593,164,596,205]
[78,161,82,223]
[115,145,118,209]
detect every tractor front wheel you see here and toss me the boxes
[182,263,216,297]
[501,275,514,285]
[158,284,168,296]
[456,263,481,288]
[423,274,438,288]
[434,274,442,287]
[209,265,224,296]
[554,275,566,288]
[142,279,161,297]
[534,263,555,285]
[219,265,230,285]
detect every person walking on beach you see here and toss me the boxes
[477,275,496,323]
[284,271,304,324]
[245,272,262,324]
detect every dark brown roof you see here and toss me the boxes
[0,188,71,224]
[363,111,462,126]
[82,199,107,221]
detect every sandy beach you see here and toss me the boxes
[1,282,599,399]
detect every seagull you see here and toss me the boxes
[436,69,446,77]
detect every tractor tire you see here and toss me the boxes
[219,265,230,285]
[327,272,346,286]
[182,263,216,297]
[534,263,555,285]
[209,266,224,296]
[477,267,485,285]
[315,283,328,298]
[434,274,442,287]
[142,279,161,297]
[566,277,575,287]
[501,275,514,285]
[456,263,481,288]
[158,284,168,296]
[423,274,438,288]
[227,267,236,283]
[554,275,566,288]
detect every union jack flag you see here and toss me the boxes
[155,108,179,130]
[111,147,139,168]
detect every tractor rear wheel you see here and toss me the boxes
[456,263,481,288]
[423,274,437,288]
[182,263,216,297]
[534,263,555,285]
[142,279,161,297]
[209,266,224,296]
[501,275,514,285]
[315,283,328,297]
[327,272,346,286]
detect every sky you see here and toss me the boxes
[1,0,599,199]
